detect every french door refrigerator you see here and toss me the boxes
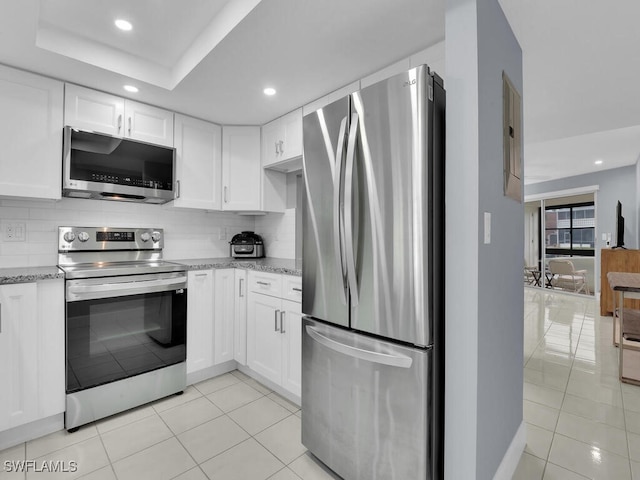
[301,64,445,480]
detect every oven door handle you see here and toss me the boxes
[67,277,186,302]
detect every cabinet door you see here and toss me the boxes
[234,270,248,365]
[281,299,302,398]
[173,114,222,210]
[214,269,235,365]
[186,270,215,374]
[64,84,124,136]
[125,100,174,147]
[261,119,282,167]
[281,108,302,161]
[0,65,63,200]
[247,292,282,385]
[36,280,65,419]
[222,126,261,211]
[0,283,38,431]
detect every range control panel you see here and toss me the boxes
[58,227,163,252]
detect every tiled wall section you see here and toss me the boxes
[254,209,296,260]
[0,198,255,267]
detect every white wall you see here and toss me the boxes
[254,209,296,260]
[0,198,254,267]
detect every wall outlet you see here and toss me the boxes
[218,227,228,241]
[3,223,26,242]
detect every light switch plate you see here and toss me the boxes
[484,212,491,244]
[3,223,26,242]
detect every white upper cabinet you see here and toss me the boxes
[261,108,302,168]
[64,84,174,146]
[221,126,261,211]
[0,65,63,200]
[173,114,222,210]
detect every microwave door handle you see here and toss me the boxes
[344,112,359,307]
[67,277,185,301]
[333,116,348,305]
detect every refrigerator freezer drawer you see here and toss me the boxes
[301,317,432,480]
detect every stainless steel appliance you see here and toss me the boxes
[58,226,187,431]
[229,231,265,258]
[301,64,445,479]
[63,127,176,203]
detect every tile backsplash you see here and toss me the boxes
[0,198,254,267]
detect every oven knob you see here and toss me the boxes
[140,232,151,242]
[63,231,76,243]
[78,231,90,242]
[151,231,162,243]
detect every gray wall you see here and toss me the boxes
[525,165,637,291]
[475,0,525,478]
[444,0,524,478]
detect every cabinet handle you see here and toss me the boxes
[224,186,228,203]
[239,278,244,297]
[128,116,132,135]
[274,309,280,331]
[176,180,180,198]
[280,311,286,334]
[257,281,271,287]
[117,114,122,133]
[275,141,279,155]
[278,140,284,155]
[195,273,208,278]
[292,287,302,292]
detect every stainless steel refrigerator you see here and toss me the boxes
[301,64,445,480]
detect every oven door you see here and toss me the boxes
[65,272,187,393]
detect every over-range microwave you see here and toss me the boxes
[62,126,176,204]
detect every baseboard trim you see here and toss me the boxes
[186,361,237,385]
[492,421,526,480]
[0,414,64,451]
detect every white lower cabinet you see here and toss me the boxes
[186,270,215,374]
[246,271,302,398]
[0,279,64,432]
[234,270,248,365]
[214,269,235,365]
[280,300,302,397]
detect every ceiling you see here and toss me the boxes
[0,0,638,185]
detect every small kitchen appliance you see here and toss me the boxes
[229,231,264,258]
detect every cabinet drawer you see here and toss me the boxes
[248,271,282,297]
[282,275,302,303]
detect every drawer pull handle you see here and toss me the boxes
[257,281,271,287]
[292,287,302,292]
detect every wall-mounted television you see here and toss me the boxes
[614,200,625,249]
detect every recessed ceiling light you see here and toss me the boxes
[263,87,276,96]
[115,19,133,31]
[123,85,138,93]
[594,159,603,165]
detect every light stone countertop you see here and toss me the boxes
[173,257,301,277]
[0,257,300,285]
[0,266,65,284]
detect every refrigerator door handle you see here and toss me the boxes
[305,325,413,368]
[344,112,359,307]
[333,116,349,305]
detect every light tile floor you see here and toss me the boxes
[0,370,339,480]
[515,287,640,479]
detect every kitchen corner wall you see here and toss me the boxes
[254,208,296,260]
[0,197,254,267]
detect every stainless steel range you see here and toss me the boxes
[58,226,187,431]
